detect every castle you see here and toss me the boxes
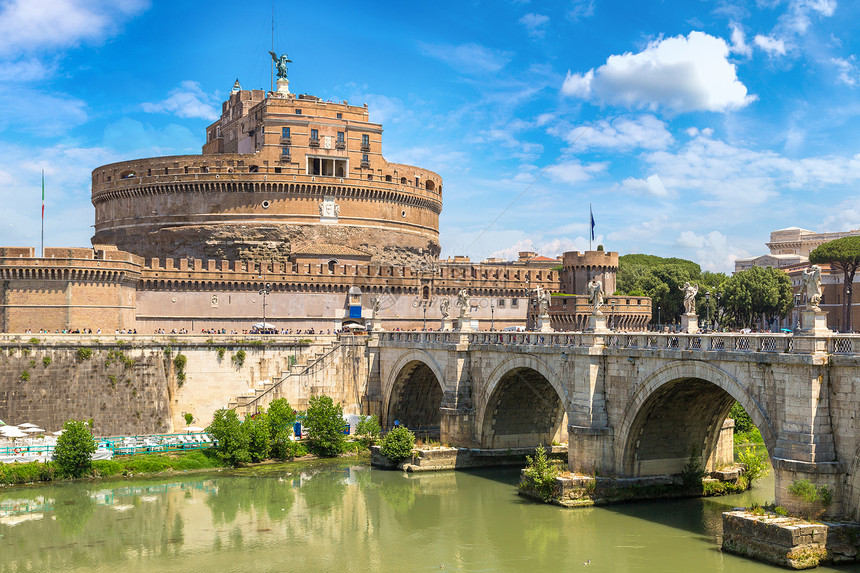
[0,68,651,333]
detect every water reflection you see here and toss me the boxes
[0,463,852,572]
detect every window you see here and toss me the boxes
[362,134,369,146]
[385,175,392,182]
[274,167,282,173]
[295,109,302,114]
[337,131,344,142]
[498,299,505,308]
[511,299,518,308]
[415,176,419,187]
[362,154,369,163]
[336,112,342,119]
[311,128,319,140]
[282,147,290,156]
[282,127,290,138]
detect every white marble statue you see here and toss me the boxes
[801,265,822,310]
[456,289,470,316]
[679,282,699,315]
[587,278,603,315]
[440,298,450,318]
[536,286,550,316]
[371,297,380,318]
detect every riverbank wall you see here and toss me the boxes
[0,334,369,435]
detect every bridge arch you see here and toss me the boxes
[382,350,445,433]
[616,360,776,477]
[477,355,568,449]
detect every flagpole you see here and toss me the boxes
[589,203,592,251]
[41,170,45,258]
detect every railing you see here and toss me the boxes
[0,433,213,461]
[375,330,860,356]
[309,137,320,147]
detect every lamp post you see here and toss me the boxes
[259,282,271,332]
[705,291,711,332]
[422,304,427,331]
[491,300,495,331]
[657,305,661,331]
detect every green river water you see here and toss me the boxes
[0,459,857,573]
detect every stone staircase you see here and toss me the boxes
[228,341,341,417]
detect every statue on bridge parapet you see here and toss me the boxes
[440,297,450,319]
[680,282,699,315]
[588,278,604,315]
[456,288,470,318]
[535,285,550,317]
[801,265,822,311]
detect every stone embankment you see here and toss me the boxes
[0,334,369,435]
[370,445,568,472]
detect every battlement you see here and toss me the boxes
[0,247,143,268]
[562,250,619,269]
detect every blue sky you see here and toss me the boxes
[2,0,860,272]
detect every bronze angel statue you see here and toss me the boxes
[269,51,292,79]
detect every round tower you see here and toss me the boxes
[561,250,618,295]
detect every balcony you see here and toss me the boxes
[278,155,291,163]
[360,160,371,168]
[280,137,291,145]
[335,140,346,150]
[360,143,371,152]
[309,137,320,148]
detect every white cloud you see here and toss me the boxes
[782,0,836,35]
[141,81,219,121]
[729,22,752,57]
[822,197,860,232]
[674,230,743,272]
[488,236,591,260]
[0,87,87,135]
[561,31,756,113]
[545,160,607,184]
[567,0,596,20]
[519,13,549,38]
[606,214,674,243]
[418,42,513,74]
[754,34,787,56]
[558,115,673,151]
[0,0,148,56]
[831,57,857,86]
[620,174,671,197]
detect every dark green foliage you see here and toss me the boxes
[173,353,187,370]
[273,438,307,460]
[19,370,29,381]
[810,236,860,332]
[216,347,226,360]
[304,395,346,457]
[520,445,560,502]
[380,426,415,461]
[232,349,246,367]
[788,479,833,506]
[618,254,702,323]
[721,266,793,329]
[206,409,250,466]
[729,402,755,434]
[681,444,706,489]
[76,347,93,361]
[54,420,97,478]
[355,415,382,447]
[184,412,194,425]
[244,414,271,463]
[42,355,51,367]
[28,337,40,345]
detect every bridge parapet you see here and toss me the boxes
[376,330,860,355]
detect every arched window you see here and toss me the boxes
[328,259,338,273]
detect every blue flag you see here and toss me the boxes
[590,205,595,240]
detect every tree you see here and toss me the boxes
[720,266,793,329]
[54,420,97,478]
[355,415,382,448]
[809,236,860,332]
[304,395,346,457]
[380,426,414,461]
[618,254,702,324]
[207,409,250,466]
[267,398,298,460]
[243,414,270,463]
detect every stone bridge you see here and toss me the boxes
[370,330,860,518]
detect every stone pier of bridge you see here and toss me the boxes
[370,330,860,519]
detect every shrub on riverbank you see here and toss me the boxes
[304,395,346,457]
[380,426,415,462]
[520,445,560,502]
[207,409,251,466]
[54,420,97,478]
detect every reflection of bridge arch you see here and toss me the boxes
[383,350,445,432]
[616,360,776,477]
[477,355,568,449]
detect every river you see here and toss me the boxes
[0,459,854,572]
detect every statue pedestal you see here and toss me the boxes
[680,313,698,334]
[369,318,381,332]
[586,314,609,333]
[276,78,290,95]
[456,314,473,332]
[441,317,454,332]
[536,314,553,333]
[799,309,830,334]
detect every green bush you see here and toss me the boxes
[244,414,271,463]
[788,479,833,507]
[737,446,770,486]
[273,439,307,460]
[232,349,246,367]
[681,445,706,489]
[380,426,415,461]
[173,353,187,370]
[54,420,97,478]
[28,337,40,345]
[184,412,194,426]
[20,370,29,381]
[76,347,93,362]
[267,398,298,459]
[216,347,226,360]
[355,415,382,448]
[520,445,559,502]
[304,395,346,457]
[91,460,125,477]
[0,461,55,484]
[206,409,250,466]
[42,355,52,367]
